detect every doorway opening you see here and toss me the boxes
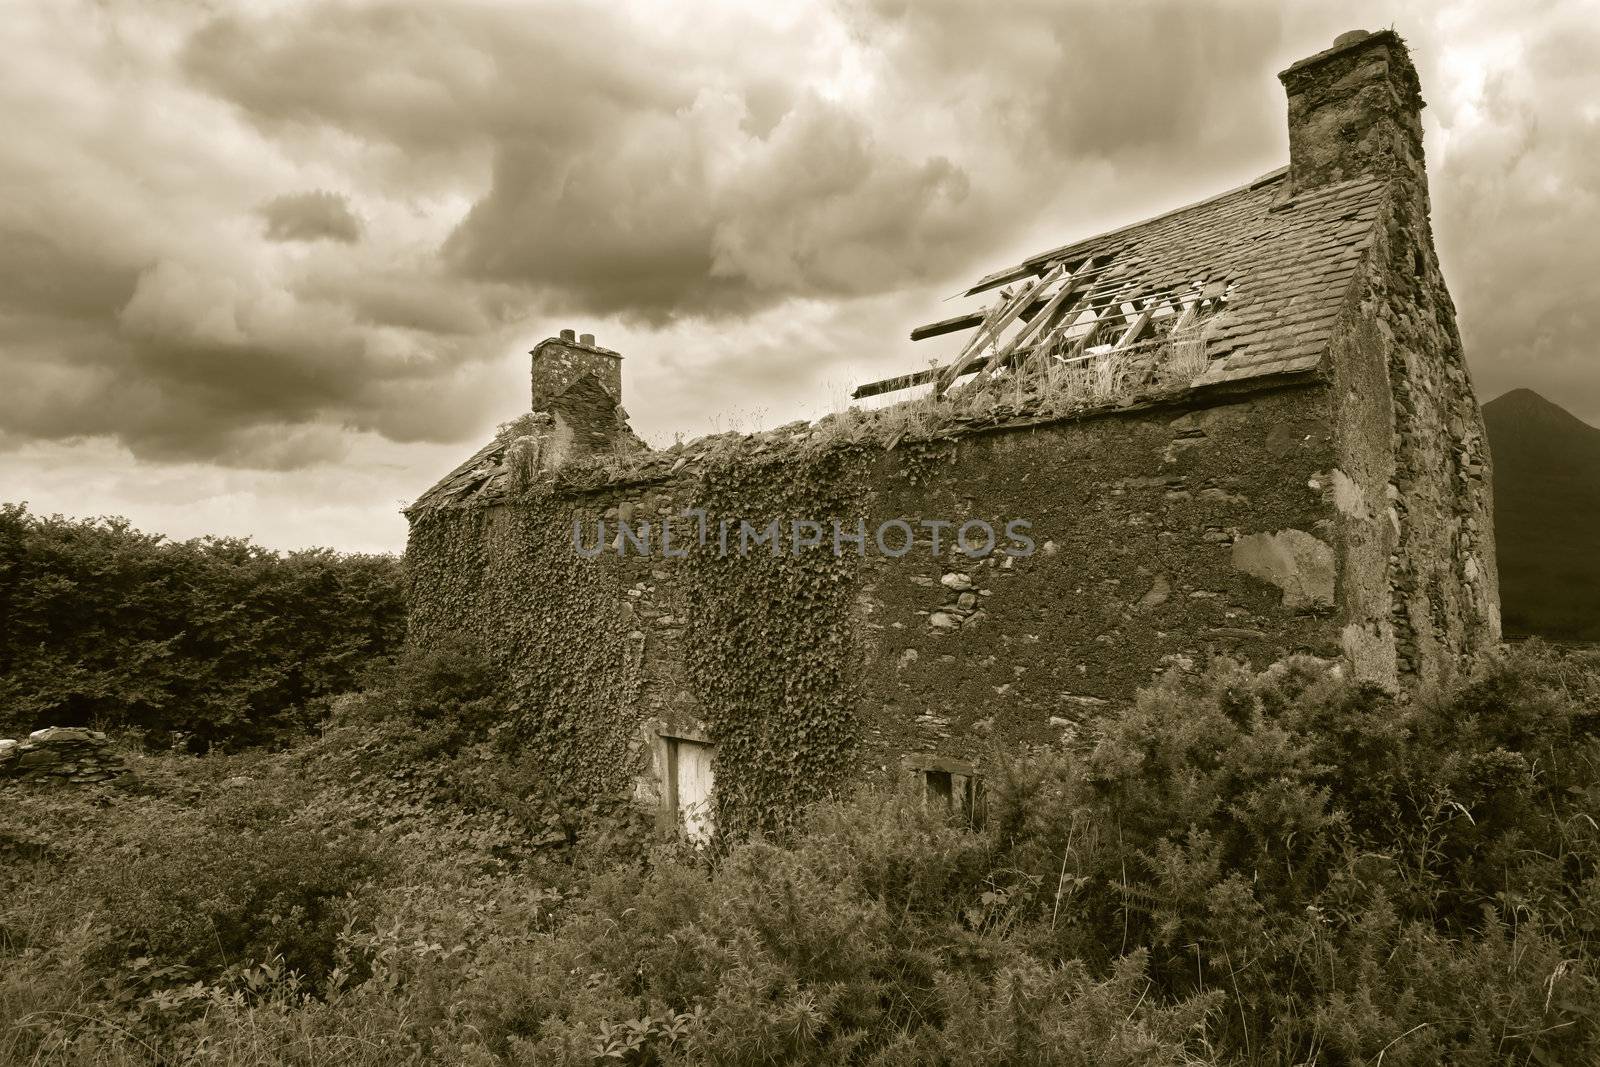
[665,735,715,844]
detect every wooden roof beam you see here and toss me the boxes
[935,264,1066,396]
[1113,305,1157,350]
[962,254,1095,299]
[853,359,989,400]
[965,275,1093,390]
[909,310,987,342]
[963,264,1034,298]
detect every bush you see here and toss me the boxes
[979,648,1600,1065]
[465,794,1215,1065]
[330,640,663,866]
[5,645,1600,1065]
[69,781,385,989]
[337,634,504,753]
[458,647,1600,1065]
[0,502,405,745]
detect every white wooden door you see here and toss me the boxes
[671,738,715,844]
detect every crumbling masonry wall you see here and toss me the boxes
[1282,30,1499,691]
[409,377,1382,827]
[0,727,129,785]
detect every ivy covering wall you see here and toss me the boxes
[405,438,875,834]
[680,442,870,834]
[406,499,642,802]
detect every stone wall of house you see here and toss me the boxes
[0,727,129,785]
[1375,122,1500,691]
[404,29,1500,828]
[1284,30,1499,691]
[411,378,1363,808]
[846,384,1345,773]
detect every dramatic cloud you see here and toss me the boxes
[0,0,1595,550]
[1426,5,1600,425]
[260,191,363,244]
[445,94,978,320]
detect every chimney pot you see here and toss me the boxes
[580,333,595,346]
[560,328,576,342]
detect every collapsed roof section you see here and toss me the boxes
[854,166,1386,401]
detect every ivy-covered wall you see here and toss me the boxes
[406,379,1371,832]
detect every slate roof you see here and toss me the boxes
[407,438,507,513]
[884,166,1388,392]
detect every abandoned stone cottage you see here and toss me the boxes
[406,30,1499,837]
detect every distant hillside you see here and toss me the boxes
[1484,388,1600,641]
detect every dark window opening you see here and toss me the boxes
[924,769,985,829]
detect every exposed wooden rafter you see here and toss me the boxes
[853,256,1231,401]
[852,361,979,400]
[909,310,988,342]
[964,273,1093,390]
[962,264,1036,298]
[1113,305,1156,351]
[934,263,1066,396]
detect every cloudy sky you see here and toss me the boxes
[2,0,1595,553]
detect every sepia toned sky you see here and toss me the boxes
[2,0,1596,552]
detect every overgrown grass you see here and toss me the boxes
[4,643,1598,1064]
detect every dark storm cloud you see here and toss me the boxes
[444,97,977,322]
[440,0,1289,324]
[834,0,1285,163]
[180,1,991,323]
[0,1,531,468]
[260,190,363,243]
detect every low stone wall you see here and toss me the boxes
[0,727,129,785]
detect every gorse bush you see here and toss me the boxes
[0,503,405,744]
[3,644,1599,1065]
[463,647,1600,1065]
[469,796,1216,1065]
[980,650,1600,1065]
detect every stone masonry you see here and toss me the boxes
[0,727,129,785]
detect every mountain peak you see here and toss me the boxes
[1485,388,1599,435]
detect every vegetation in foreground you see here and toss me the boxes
[4,643,1600,1066]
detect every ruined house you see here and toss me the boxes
[406,30,1498,838]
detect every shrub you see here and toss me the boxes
[978,649,1600,1064]
[465,794,1215,1065]
[0,502,405,745]
[70,781,386,988]
[5,645,1600,1065]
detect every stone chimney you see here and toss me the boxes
[1278,29,1425,196]
[530,330,623,411]
[520,330,635,469]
